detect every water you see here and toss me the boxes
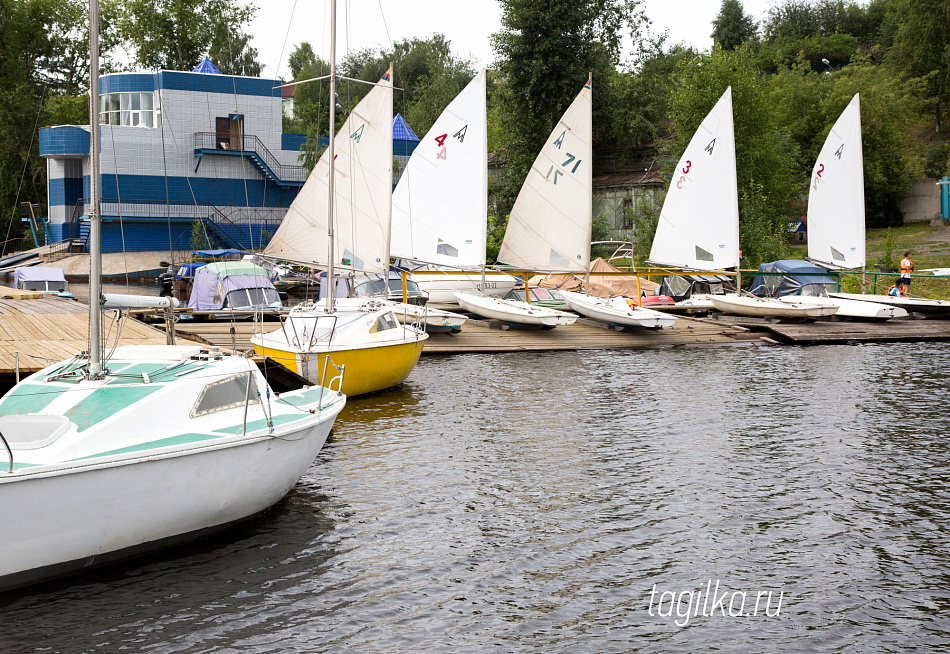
[4,342,950,652]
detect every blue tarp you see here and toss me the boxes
[393,113,420,142]
[751,260,837,297]
[192,56,222,75]
[192,249,250,258]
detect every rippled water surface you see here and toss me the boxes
[4,343,950,652]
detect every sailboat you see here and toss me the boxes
[0,0,345,592]
[648,87,740,310]
[802,95,950,316]
[252,33,427,396]
[391,70,518,305]
[455,78,597,327]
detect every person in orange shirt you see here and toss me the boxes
[899,249,913,297]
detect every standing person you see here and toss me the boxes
[899,249,914,297]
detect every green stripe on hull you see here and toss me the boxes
[278,387,330,408]
[213,413,308,435]
[65,386,161,432]
[0,384,65,416]
[71,432,224,460]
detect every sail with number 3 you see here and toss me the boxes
[497,76,593,273]
[807,94,864,269]
[649,87,739,271]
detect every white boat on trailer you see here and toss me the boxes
[389,301,468,333]
[560,290,676,328]
[454,291,577,327]
[778,294,906,319]
[711,295,838,318]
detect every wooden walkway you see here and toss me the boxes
[710,315,950,345]
[0,294,180,376]
[170,315,758,355]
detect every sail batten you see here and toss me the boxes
[391,70,488,268]
[649,87,739,271]
[497,78,593,273]
[807,94,865,270]
[265,66,394,273]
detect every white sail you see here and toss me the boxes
[391,70,487,268]
[807,94,865,269]
[265,66,394,273]
[497,77,592,273]
[649,87,739,270]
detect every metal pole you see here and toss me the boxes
[325,0,337,314]
[861,265,866,294]
[241,369,252,435]
[14,352,19,384]
[88,0,102,375]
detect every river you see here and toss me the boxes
[2,342,949,652]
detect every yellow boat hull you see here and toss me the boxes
[254,339,426,397]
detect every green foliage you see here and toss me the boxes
[712,0,758,51]
[878,227,896,268]
[115,0,260,75]
[670,46,799,269]
[189,220,211,250]
[630,193,660,266]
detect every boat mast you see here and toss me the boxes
[87,0,102,375]
[325,0,337,313]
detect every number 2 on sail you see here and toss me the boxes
[812,163,824,190]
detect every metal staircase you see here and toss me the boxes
[193,133,306,188]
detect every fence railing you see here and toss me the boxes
[194,132,306,184]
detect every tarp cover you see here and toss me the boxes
[192,249,250,258]
[13,266,66,287]
[531,258,658,298]
[750,260,837,297]
[187,262,275,309]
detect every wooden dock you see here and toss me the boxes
[170,315,761,355]
[0,294,187,379]
[709,314,950,345]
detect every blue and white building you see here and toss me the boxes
[40,58,308,252]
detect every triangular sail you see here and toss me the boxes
[265,66,394,273]
[649,87,739,270]
[391,70,487,268]
[807,94,865,269]
[497,78,592,273]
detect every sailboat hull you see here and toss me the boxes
[0,418,336,591]
[560,291,677,328]
[254,339,426,397]
[779,294,906,319]
[711,295,838,318]
[454,292,577,326]
[411,271,518,305]
[829,292,950,316]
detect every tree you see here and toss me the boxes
[712,0,757,51]
[116,0,261,75]
[888,0,950,128]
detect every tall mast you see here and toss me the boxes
[325,0,337,313]
[88,0,102,374]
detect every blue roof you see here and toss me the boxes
[393,114,420,142]
[193,56,222,75]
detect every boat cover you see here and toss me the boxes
[187,262,275,309]
[531,258,658,298]
[750,260,837,297]
[13,266,67,288]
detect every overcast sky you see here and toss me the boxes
[249,0,779,80]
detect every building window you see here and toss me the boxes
[99,92,160,128]
[621,197,633,229]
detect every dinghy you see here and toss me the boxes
[389,301,468,333]
[829,292,950,317]
[454,291,577,326]
[648,88,740,306]
[560,290,676,328]
[778,294,906,319]
[711,295,838,318]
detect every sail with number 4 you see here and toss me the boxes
[807,94,865,269]
[497,76,592,273]
[265,65,394,273]
[391,70,487,267]
[649,87,739,270]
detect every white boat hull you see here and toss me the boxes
[454,292,577,326]
[560,291,677,328]
[830,292,950,316]
[711,295,838,318]
[389,302,468,332]
[411,271,519,305]
[0,417,336,590]
[779,295,906,319]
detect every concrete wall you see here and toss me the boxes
[900,178,941,223]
